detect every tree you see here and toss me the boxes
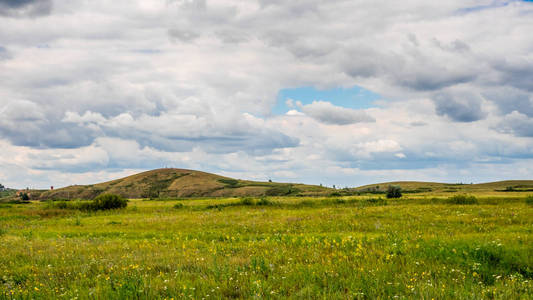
[386,185,402,198]
[20,192,30,201]
[0,183,4,191]
[91,194,128,210]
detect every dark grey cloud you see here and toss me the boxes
[258,0,320,16]
[103,126,299,154]
[0,0,52,17]
[409,121,427,127]
[0,100,299,153]
[339,43,477,91]
[341,49,384,78]
[395,69,476,91]
[0,101,98,148]
[96,115,300,154]
[497,111,533,137]
[168,28,200,43]
[484,87,533,117]
[0,0,39,8]
[492,58,533,92]
[0,45,11,60]
[433,90,486,122]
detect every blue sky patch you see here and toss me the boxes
[458,1,532,15]
[272,86,381,115]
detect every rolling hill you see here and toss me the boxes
[37,168,332,200]
[8,168,532,201]
[0,187,16,199]
[353,180,533,195]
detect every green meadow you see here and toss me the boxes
[0,195,532,299]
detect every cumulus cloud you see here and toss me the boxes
[298,101,375,125]
[497,111,533,137]
[484,87,533,117]
[0,0,52,17]
[433,89,487,122]
[0,100,98,148]
[0,0,532,188]
[62,110,299,153]
[491,57,533,92]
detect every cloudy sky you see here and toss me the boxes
[1,0,533,189]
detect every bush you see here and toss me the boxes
[7,199,30,204]
[20,192,30,201]
[91,194,128,210]
[46,194,127,211]
[448,194,478,205]
[526,195,533,206]
[218,179,239,188]
[257,197,273,206]
[173,203,184,209]
[386,186,402,198]
[240,197,255,205]
[54,201,69,209]
[297,200,315,207]
[265,185,299,196]
[334,198,346,204]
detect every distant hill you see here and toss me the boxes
[38,168,332,200]
[9,170,533,201]
[353,180,533,195]
[0,187,17,199]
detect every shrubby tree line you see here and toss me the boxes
[50,194,128,211]
[386,185,402,198]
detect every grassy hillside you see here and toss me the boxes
[38,168,332,200]
[36,168,533,201]
[353,180,533,196]
[0,188,16,199]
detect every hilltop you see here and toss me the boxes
[37,168,331,200]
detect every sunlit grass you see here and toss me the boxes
[0,196,531,299]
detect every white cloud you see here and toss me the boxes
[0,0,532,188]
[298,101,375,125]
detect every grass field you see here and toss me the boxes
[0,195,532,299]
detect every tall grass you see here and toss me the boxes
[447,194,478,204]
[0,195,531,299]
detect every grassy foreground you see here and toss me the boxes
[0,196,532,299]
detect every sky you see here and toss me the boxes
[0,0,533,189]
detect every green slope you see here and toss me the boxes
[38,168,332,200]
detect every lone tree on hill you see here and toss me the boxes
[386,185,402,198]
